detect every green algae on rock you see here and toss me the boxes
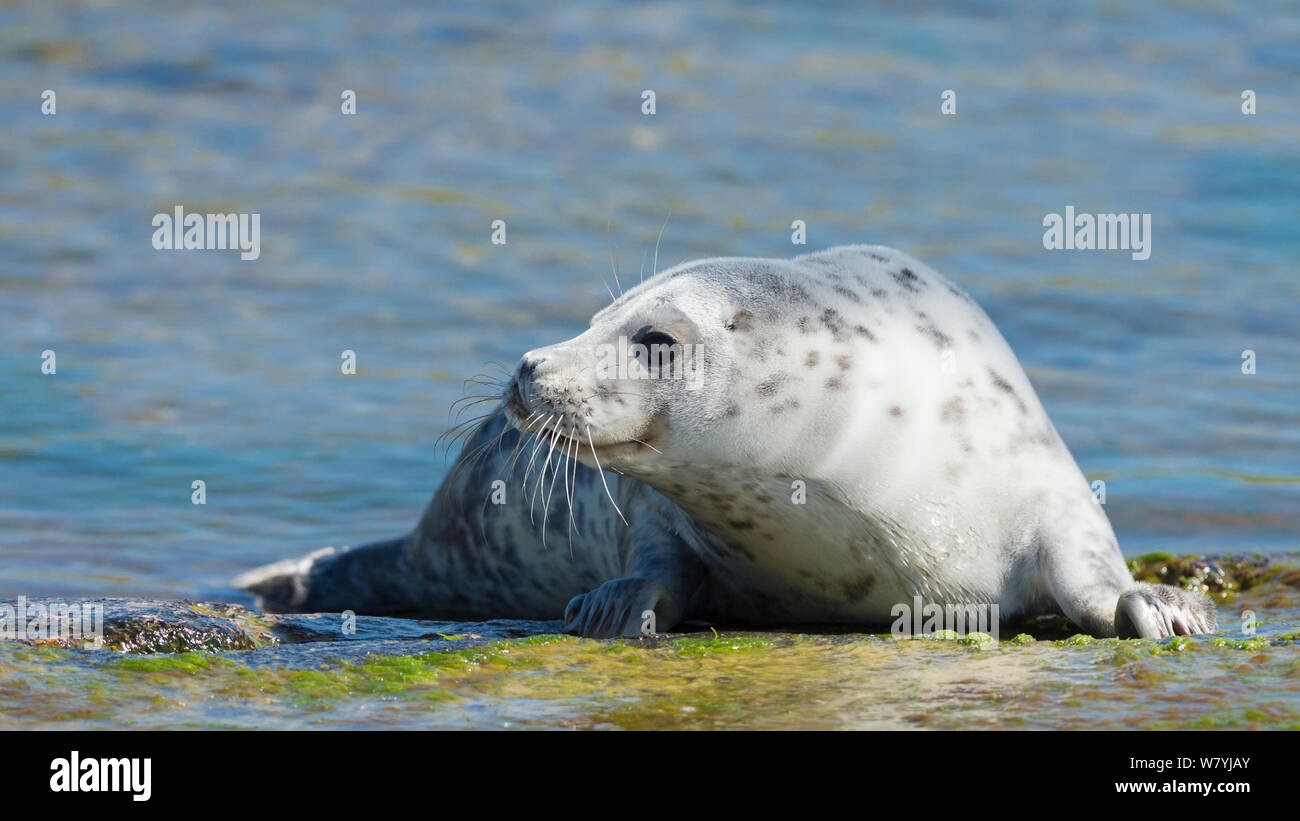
[2,552,1298,730]
[1126,552,1280,599]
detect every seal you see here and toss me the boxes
[236,245,1217,640]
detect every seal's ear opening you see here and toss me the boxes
[725,310,753,332]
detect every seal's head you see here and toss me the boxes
[503,257,803,480]
[503,245,998,510]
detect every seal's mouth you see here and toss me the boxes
[503,388,655,462]
[514,417,654,461]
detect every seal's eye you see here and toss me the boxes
[632,328,679,371]
[637,330,678,350]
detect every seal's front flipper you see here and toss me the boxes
[1115,582,1217,639]
[561,485,706,638]
[564,577,681,638]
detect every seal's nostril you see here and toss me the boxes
[518,356,547,382]
[512,357,547,411]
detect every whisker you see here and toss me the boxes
[477,429,528,545]
[499,422,532,478]
[653,209,672,278]
[567,427,581,532]
[464,372,508,386]
[606,217,623,297]
[449,393,503,419]
[522,416,556,519]
[434,406,503,456]
[525,425,548,497]
[531,421,561,513]
[539,422,566,547]
[587,425,628,526]
[625,435,662,455]
[445,416,511,485]
[564,431,579,553]
[461,380,508,396]
[587,418,663,456]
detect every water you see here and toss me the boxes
[1,0,1298,711]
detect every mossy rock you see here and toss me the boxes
[1126,552,1276,598]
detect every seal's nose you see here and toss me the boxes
[516,353,547,386]
[511,353,547,407]
[517,357,539,382]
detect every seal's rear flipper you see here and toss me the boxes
[233,546,337,612]
[1115,582,1217,639]
[1038,529,1217,638]
[234,537,423,615]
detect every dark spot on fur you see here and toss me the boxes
[853,324,876,341]
[728,520,755,530]
[917,321,953,349]
[833,285,861,303]
[941,396,964,423]
[839,574,875,601]
[825,376,843,391]
[725,310,753,332]
[889,405,904,417]
[755,375,786,398]
[892,267,924,293]
[820,308,847,340]
[834,354,852,371]
[987,368,1015,394]
[805,351,820,367]
[988,367,1028,414]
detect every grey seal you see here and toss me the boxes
[236,245,1216,640]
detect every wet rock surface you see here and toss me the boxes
[2,553,1298,730]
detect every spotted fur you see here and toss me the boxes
[238,245,1216,641]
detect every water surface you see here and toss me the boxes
[0,1,1297,728]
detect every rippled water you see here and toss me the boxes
[1,1,1297,610]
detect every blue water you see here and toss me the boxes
[1,1,1297,603]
